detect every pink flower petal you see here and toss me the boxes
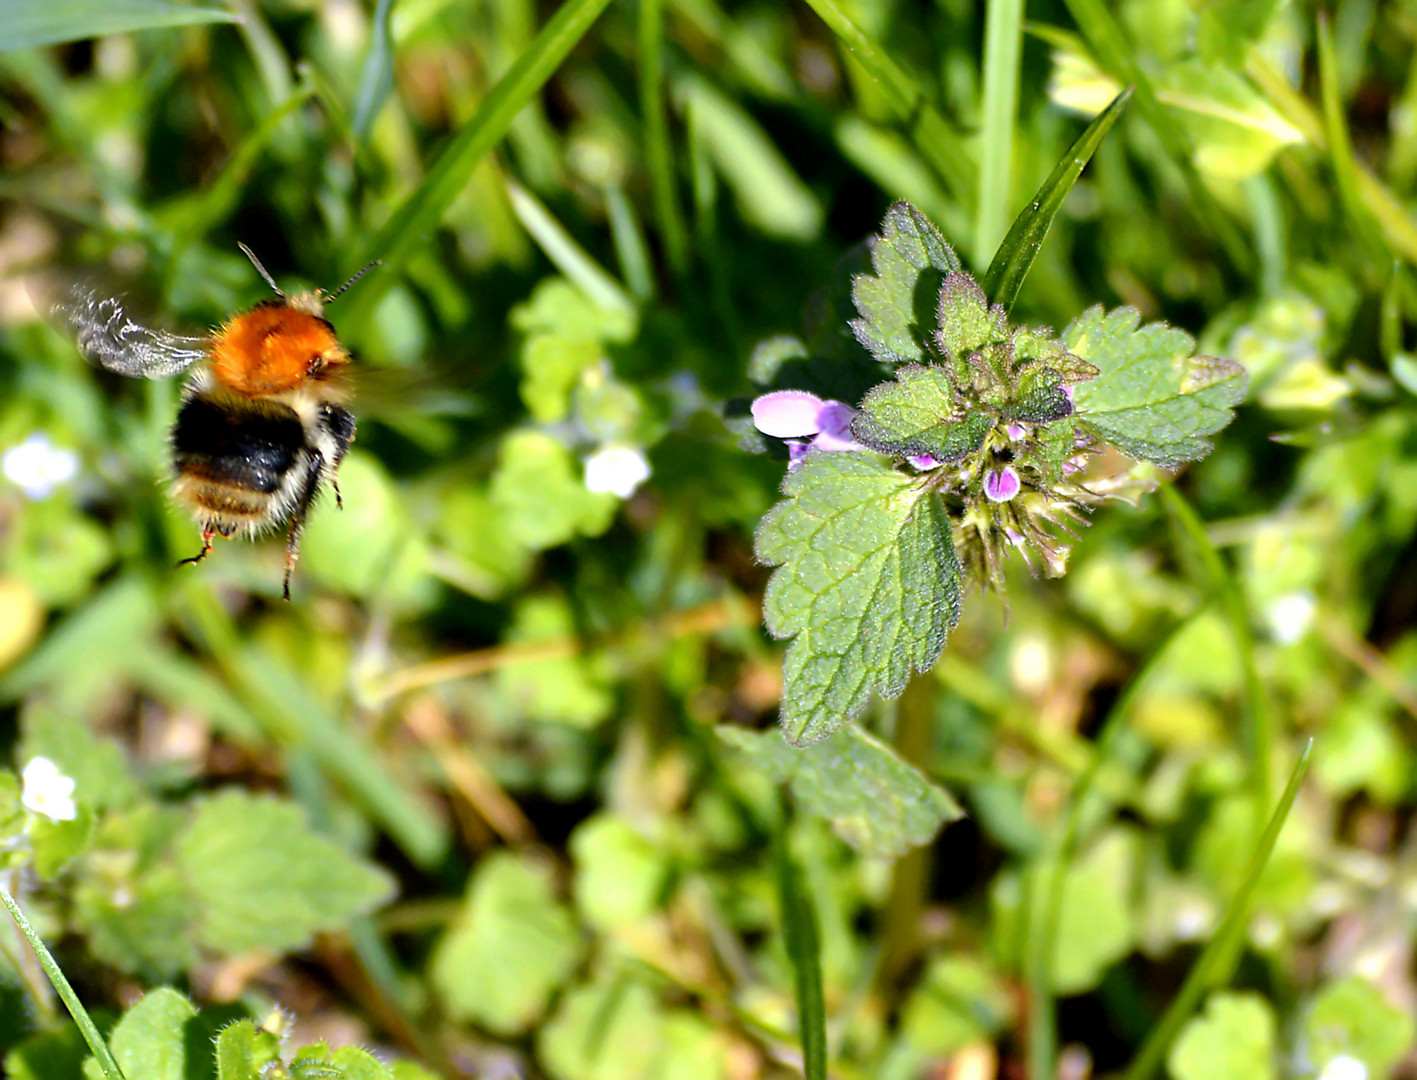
[983,466,1021,503]
[751,390,826,438]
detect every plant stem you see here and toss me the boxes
[0,887,126,1080]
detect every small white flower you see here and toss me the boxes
[584,445,651,498]
[2,434,79,499]
[20,756,77,822]
[1265,590,1316,645]
[1318,1056,1368,1080]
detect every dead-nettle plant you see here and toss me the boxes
[741,201,1246,745]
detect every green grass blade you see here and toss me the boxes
[774,808,827,1080]
[606,183,655,300]
[1160,486,1271,816]
[352,0,396,144]
[506,178,637,316]
[982,87,1131,313]
[1059,0,1250,272]
[0,0,238,52]
[1380,260,1404,362]
[1121,740,1313,1080]
[798,0,975,204]
[163,79,316,260]
[639,0,688,275]
[355,0,613,288]
[1,889,127,1080]
[1317,14,1383,258]
[230,0,293,109]
[975,0,1025,266]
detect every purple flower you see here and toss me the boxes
[751,390,862,463]
[751,391,827,437]
[1005,423,1026,441]
[812,400,859,451]
[983,466,1021,503]
[909,454,941,471]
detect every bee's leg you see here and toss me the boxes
[178,526,216,567]
[318,404,356,513]
[282,453,326,602]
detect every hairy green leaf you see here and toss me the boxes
[214,1022,281,1080]
[175,791,394,955]
[719,724,962,856]
[854,366,994,461]
[1011,364,1073,423]
[1067,306,1247,465]
[94,989,200,1080]
[851,203,964,366]
[756,453,961,745]
[935,272,1008,372]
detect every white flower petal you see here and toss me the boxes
[584,446,652,498]
[3,434,79,499]
[21,756,78,822]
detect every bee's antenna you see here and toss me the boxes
[323,260,382,304]
[238,243,287,298]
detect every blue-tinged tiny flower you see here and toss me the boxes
[20,756,76,822]
[983,466,1021,503]
[584,445,651,498]
[2,434,78,499]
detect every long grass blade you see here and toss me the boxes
[976,0,1025,267]
[983,87,1131,313]
[639,0,688,275]
[352,0,397,144]
[775,805,827,1080]
[355,0,614,289]
[1316,14,1383,258]
[506,179,637,316]
[0,0,238,52]
[1121,740,1313,1080]
[1,888,127,1080]
[1160,486,1271,816]
[1059,0,1250,272]
[798,0,975,205]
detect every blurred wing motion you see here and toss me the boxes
[58,286,210,379]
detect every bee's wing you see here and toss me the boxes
[57,286,209,379]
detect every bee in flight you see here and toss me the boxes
[59,245,379,600]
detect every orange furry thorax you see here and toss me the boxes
[208,303,347,397]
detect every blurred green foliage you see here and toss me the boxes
[0,0,1416,1078]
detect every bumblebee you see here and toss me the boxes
[60,245,378,600]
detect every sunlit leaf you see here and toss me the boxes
[1068,306,1248,465]
[175,791,394,955]
[756,452,961,745]
[851,202,964,367]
